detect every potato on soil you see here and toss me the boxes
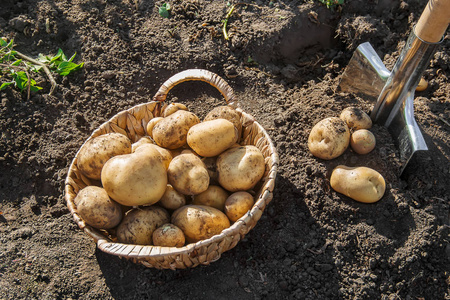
[75,186,122,229]
[192,185,229,211]
[187,119,238,157]
[152,223,186,247]
[224,191,254,223]
[350,129,376,154]
[340,107,372,131]
[171,205,230,243]
[77,133,131,180]
[116,206,170,245]
[308,117,350,160]
[101,144,167,206]
[167,152,210,195]
[216,145,265,192]
[152,110,200,149]
[204,105,242,139]
[159,184,186,210]
[330,165,385,203]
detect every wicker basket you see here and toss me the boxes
[65,69,279,269]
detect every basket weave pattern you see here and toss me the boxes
[65,69,279,269]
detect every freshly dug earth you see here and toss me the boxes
[1,0,449,299]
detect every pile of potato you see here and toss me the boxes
[308,107,386,203]
[74,104,266,247]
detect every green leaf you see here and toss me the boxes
[11,59,22,66]
[55,61,84,76]
[37,53,51,63]
[0,39,7,47]
[159,3,170,18]
[6,39,14,49]
[12,71,29,91]
[0,81,14,90]
[30,85,43,92]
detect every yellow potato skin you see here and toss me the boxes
[75,186,122,229]
[77,133,132,180]
[330,165,386,203]
[204,106,242,139]
[116,206,170,245]
[192,185,229,211]
[350,129,376,155]
[217,145,265,192]
[152,223,186,247]
[152,110,200,149]
[146,117,164,138]
[101,145,167,206]
[134,143,173,170]
[308,117,350,160]
[159,184,186,210]
[224,191,254,223]
[171,205,230,243]
[340,107,372,131]
[167,152,210,195]
[187,119,238,157]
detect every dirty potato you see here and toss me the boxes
[167,152,210,195]
[75,186,122,229]
[187,119,238,157]
[171,205,230,243]
[116,206,170,245]
[77,133,132,180]
[101,144,167,206]
[308,117,350,160]
[192,185,229,211]
[350,129,376,154]
[159,184,186,210]
[216,145,265,192]
[224,191,255,223]
[330,165,386,203]
[204,105,242,139]
[152,223,186,247]
[152,110,200,149]
[340,107,372,131]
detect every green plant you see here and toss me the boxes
[0,38,83,98]
[159,3,171,18]
[318,0,344,10]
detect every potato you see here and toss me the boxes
[152,223,186,247]
[330,165,386,203]
[224,191,254,223]
[167,152,210,195]
[75,186,122,229]
[159,184,186,210]
[187,119,238,157]
[131,137,153,153]
[135,143,173,170]
[171,205,230,243]
[146,117,164,138]
[192,185,229,211]
[204,105,242,139]
[340,107,372,130]
[116,206,170,245]
[101,144,167,206]
[163,103,188,117]
[152,110,200,149]
[216,145,265,192]
[308,117,350,160]
[77,133,132,180]
[350,129,376,154]
[202,156,218,184]
[416,77,428,92]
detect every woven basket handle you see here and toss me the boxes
[153,69,237,107]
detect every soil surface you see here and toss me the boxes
[1,0,449,299]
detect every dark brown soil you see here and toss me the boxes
[1,0,449,299]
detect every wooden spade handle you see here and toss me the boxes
[415,0,450,43]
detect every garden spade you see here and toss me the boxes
[338,0,450,175]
